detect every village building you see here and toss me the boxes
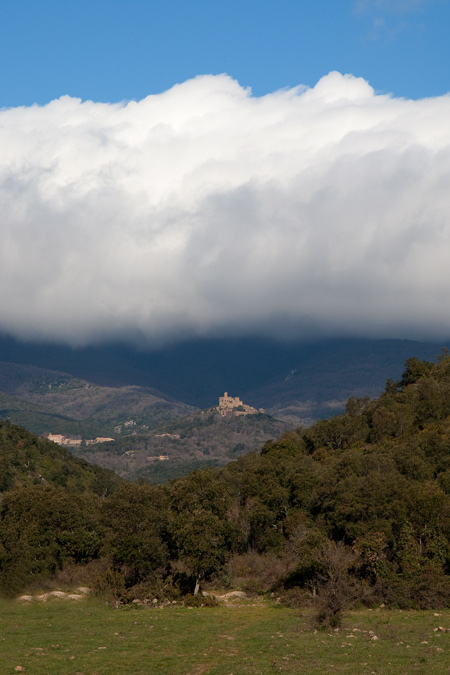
[216,392,260,417]
[219,392,244,410]
[64,438,82,447]
[47,434,65,444]
[47,434,114,446]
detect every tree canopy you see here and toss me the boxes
[3,355,450,608]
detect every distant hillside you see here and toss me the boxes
[246,339,447,424]
[0,335,445,426]
[0,390,87,437]
[74,407,289,483]
[0,361,196,438]
[0,420,121,495]
[5,355,450,610]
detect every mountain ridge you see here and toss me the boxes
[1,335,447,481]
[0,360,196,438]
[0,334,445,413]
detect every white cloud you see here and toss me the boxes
[1,72,450,346]
[354,0,429,13]
[353,0,435,43]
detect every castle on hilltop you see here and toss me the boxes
[216,392,261,417]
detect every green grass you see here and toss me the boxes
[1,598,450,674]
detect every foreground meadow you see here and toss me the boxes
[1,597,450,674]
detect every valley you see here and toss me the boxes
[0,336,446,481]
[3,351,450,628]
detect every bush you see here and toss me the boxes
[93,568,127,603]
[226,551,295,592]
[312,542,356,629]
[182,593,218,607]
[278,587,310,609]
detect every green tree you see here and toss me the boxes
[102,483,169,586]
[0,486,102,595]
[172,510,236,594]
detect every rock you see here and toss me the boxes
[205,590,247,603]
[17,595,33,602]
[66,594,84,601]
[77,586,91,594]
[48,591,67,599]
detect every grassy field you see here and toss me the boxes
[1,597,450,674]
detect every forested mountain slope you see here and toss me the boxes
[0,361,196,437]
[0,334,444,424]
[3,354,450,613]
[75,408,289,483]
[0,421,121,494]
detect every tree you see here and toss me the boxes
[0,486,102,595]
[172,510,236,594]
[400,357,434,388]
[102,483,169,586]
[314,542,356,628]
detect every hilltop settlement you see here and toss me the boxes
[216,392,263,416]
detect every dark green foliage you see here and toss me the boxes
[102,483,169,586]
[400,357,435,387]
[0,485,103,595]
[303,413,369,453]
[4,354,450,608]
[0,362,194,439]
[87,409,288,483]
[133,458,225,484]
[0,421,121,495]
[168,470,241,591]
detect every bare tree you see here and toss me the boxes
[314,541,356,628]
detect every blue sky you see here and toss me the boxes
[1,0,449,107]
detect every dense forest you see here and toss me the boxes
[3,353,450,622]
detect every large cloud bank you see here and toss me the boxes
[1,72,450,346]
